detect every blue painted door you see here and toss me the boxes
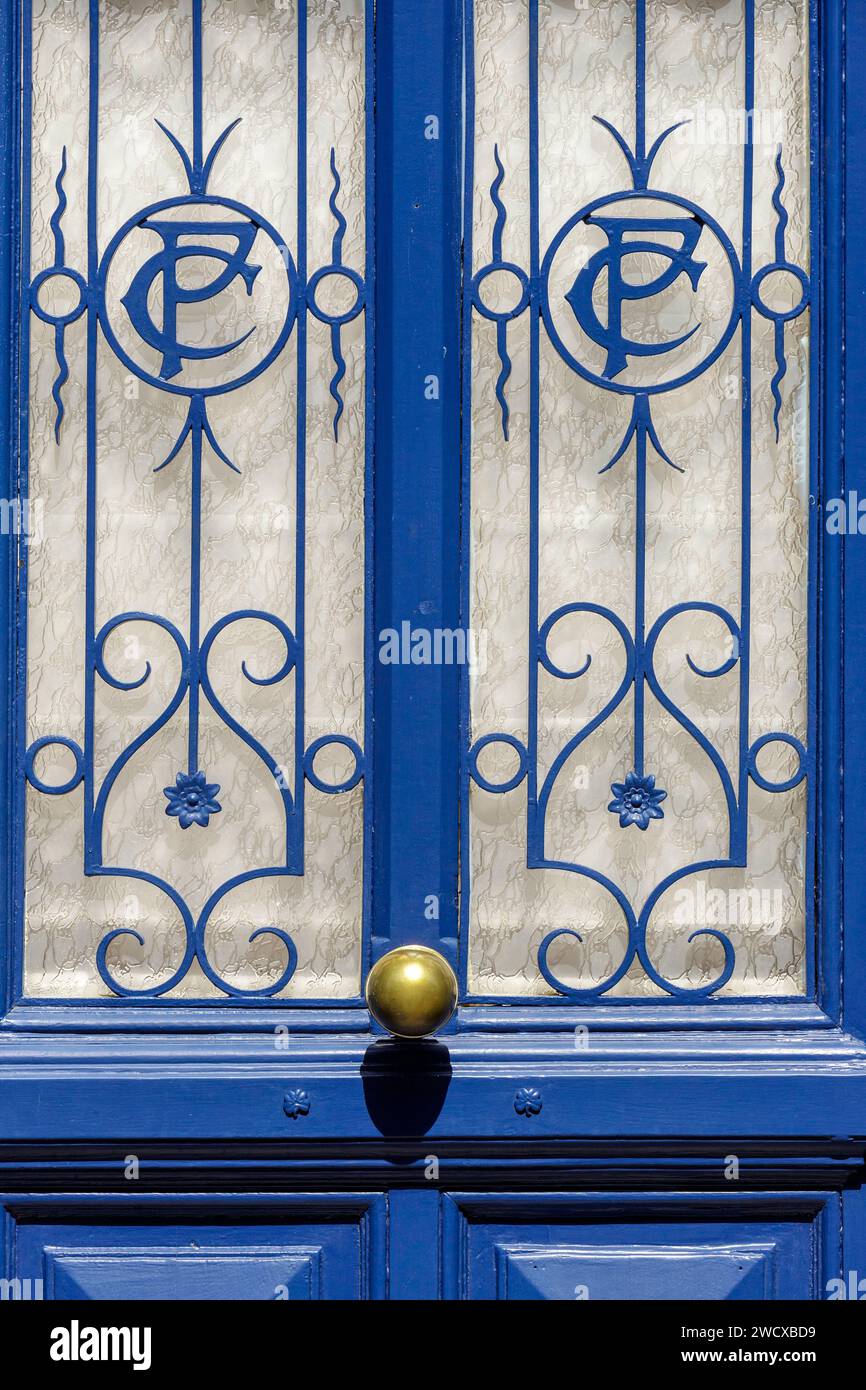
[1,0,866,1305]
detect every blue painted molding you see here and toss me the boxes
[2,1028,866,1141]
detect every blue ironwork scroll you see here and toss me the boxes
[21,0,372,1000]
[462,0,813,1002]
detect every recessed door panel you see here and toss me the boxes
[8,1195,387,1300]
[444,1193,829,1300]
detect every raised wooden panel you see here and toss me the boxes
[495,1242,775,1300]
[443,1192,833,1300]
[6,1195,387,1301]
[45,1247,321,1301]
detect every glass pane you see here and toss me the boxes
[463,0,811,1000]
[22,0,370,1000]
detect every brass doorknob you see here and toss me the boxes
[365,946,458,1038]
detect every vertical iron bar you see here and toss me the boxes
[362,0,376,976]
[294,0,307,866]
[635,0,646,164]
[634,415,647,777]
[187,414,202,774]
[371,0,462,970]
[736,0,755,861]
[527,0,541,862]
[192,0,203,177]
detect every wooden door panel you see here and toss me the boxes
[443,1193,832,1300]
[5,1195,388,1301]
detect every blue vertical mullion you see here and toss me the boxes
[631,10,647,783]
[293,0,307,868]
[372,0,461,968]
[186,0,203,782]
[635,0,646,163]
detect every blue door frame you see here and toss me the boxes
[1,0,866,1302]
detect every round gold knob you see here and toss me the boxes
[365,945,458,1038]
